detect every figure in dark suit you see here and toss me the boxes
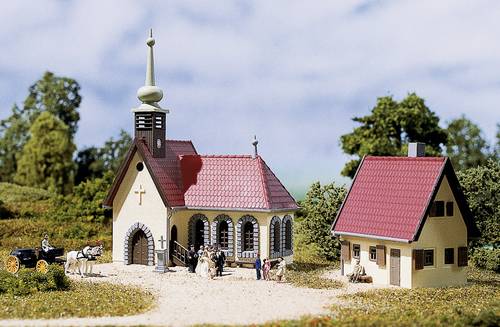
[187,245,198,273]
[215,246,226,277]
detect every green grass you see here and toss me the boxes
[0,281,155,319]
[286,261,343,289]
[263,267,500,327]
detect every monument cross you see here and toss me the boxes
[158,235,167,250]
[134,184,146,205]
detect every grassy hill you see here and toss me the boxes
[0,183,112,268]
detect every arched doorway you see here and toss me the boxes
[195,219,205,250]
[170,225,178,259]
[124,222,155,266]
[132,230,148,265]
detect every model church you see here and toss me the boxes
[104,31,298,267]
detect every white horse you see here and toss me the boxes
[65,245,103,277]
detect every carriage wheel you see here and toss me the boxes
[5,255,20,274]
[36,259,49,274]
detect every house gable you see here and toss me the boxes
[331,156,479,243]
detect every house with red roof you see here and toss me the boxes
[331,143,480,288]
[104,32,298,268]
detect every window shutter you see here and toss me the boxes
[341,241,350,261]
[413,249,424,270]
[376,245,386,266]
[458,247,468,267]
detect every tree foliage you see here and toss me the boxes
[23,71,81,137]
[14,112,76,194]
[298,181,347,260]
[52,171,114,224]
[457,159,500,248]
[445,115,489,170]
[75,129,132,184]
[0,72,81,183]
[0,105,31,182]
[340,93,448,177]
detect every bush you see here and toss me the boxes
[0,199,12,219]
[0,265,70,296]
[470,247,500,272]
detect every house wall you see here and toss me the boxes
[411,175,468,287]
[112,152,168,264]
[341,176,468,288]
[170,210,295,264]
[341,236,413,288]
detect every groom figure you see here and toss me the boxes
[187,245,197,273]
[215,245,226,277]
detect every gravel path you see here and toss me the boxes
[0,263,386,327]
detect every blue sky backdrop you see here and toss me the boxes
[1,1,499,199]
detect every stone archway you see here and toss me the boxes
[188,214,209,251]
[237,215,259,258]
[269,216,281,258]
[124,222,155,266]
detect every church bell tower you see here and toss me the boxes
[132,29,168,158]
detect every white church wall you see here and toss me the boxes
[112,152,168,264]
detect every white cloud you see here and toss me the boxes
[0,0,499,198]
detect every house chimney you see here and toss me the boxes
[252,135,259,159]
[408,142,425,157]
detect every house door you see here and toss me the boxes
[132,230,148,265]
[390,248,401,286]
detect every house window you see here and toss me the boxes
[273,220,281,253]
[446,202,454,216]
[429,201,445,217]
[284,219,292,250]
[444,248,454,265]
[424,249,434,266]
[218,220,229,249]
[369,246,377,261]
[353,244,360,259]
[243,221,254,251]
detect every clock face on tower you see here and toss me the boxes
[156,139,162,149]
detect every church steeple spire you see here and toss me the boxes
[134,29,168,113]
[133,29,168,158]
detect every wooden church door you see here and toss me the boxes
[132,230,148,265]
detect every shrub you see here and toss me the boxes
[0,199,12,219]
[470,247,500,272]
[0,265,70,296]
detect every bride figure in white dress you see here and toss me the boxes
[196,249,209,278]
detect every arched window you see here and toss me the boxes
[285,219,292,250]
[282,215,293,256]
[273,220,281,253]
[218,220,229,249]
[237,215,259,258]
[243,221,254,251]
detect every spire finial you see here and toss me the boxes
[133,29,167,113]
[252,135,259,159]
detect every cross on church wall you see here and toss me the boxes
[134,184,146,205]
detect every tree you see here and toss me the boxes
[23,71,81,137]
[74,130,132,184]
[14,112,76,194]
[457,159,500,248]
[298,181,347,260]
[0,105,31,182]
[445,115,489,170]
[0,72,81,183]
[494,123,500,160]
[340,93,448,177]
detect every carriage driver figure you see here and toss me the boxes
[41,233,54,253]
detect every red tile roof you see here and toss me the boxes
[331,156,478,242]
[104,139,298,211]
[180,155,298,210]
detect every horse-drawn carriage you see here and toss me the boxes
[5,247,65,274]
